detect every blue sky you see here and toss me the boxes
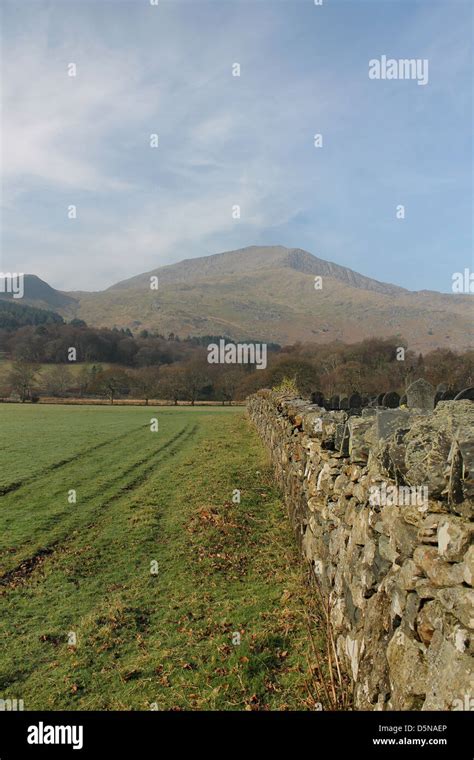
[0,0,472,292]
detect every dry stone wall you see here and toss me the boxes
[247,390,474,711]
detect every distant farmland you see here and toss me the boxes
[0,404,326,710]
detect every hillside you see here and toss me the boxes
[0,300,64,330]
[0,275,78,311]
[8,247,474,352]
[108,246,404,296]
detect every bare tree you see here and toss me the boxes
[7,362,38,402]
[41,365,73,397]
[156,364,186,405]
[92,368,130,404]
[182,359,210,405]
[129,366,160,405]
[215,367,243,405]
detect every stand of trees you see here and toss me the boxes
[1,337,473,405]
[0,312,280,368]
[1,303,472,402]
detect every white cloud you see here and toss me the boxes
[1,34,156,197]
[1,0,470,293]
[1,1,323,288]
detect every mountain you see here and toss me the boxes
[0,275,78,311]
[12,247,474,352]
[108,246,404,296]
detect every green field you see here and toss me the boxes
[0,404,326,710]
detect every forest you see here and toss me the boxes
[0,302,472,404]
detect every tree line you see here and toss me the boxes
[0,303,280,367]
[1,334,472,404]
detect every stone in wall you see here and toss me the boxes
[247,389,474,711]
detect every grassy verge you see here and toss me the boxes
[0,405,332,710]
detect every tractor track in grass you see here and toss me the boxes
[0,423,153,497]
[0,409,333,711]
[0,423,198,590]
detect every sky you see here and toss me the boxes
[0,0,472,293]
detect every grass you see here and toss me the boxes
[0,404,329,710]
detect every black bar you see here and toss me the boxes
[0,710,471,757]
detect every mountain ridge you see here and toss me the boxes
[107,246,407,297]
[0,274,78,309]
[1,246,472,353]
